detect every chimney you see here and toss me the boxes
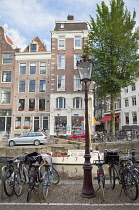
[67,15,74,20]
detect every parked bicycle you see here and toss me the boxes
[3,153,28,197]
[94,153,105,201]
[25,151,60,202]
[105,149,138,200]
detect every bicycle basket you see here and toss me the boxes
[25,152,42,166]
[104,151,119,164]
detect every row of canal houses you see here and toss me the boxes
[0,15,139,139]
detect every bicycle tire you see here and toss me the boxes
[13,171,22,196]
[42,172,49,198]
[51,166,60,185]
[3,168,14,197]
[124,168,138,200]
[27,188,32,202]
[99,180,105,201]
[27,176,36,202]
[109,165,115,189]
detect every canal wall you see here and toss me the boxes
[0,140,139,157]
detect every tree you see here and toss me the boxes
[84,0,139,134]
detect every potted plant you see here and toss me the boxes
[23,126,30,129]
[28,108,35,111]
[18,108,24,111]
[15,126,21,129]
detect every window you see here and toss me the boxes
[74,36,81,49]
[40,62,46,74]
[57,75,65,91]
[56,97,66,108]
[58,55,65,69]
[29,80,35,92]
[74,54,81,69]
[125,98,129,107]
[24,117,30,128]
[39,80,46,92]
[125,113,129,124]
[43,116,48,130]
[2,71,12,82]
[1,88,11,104]
[30,63,36,74]
[15,117,21,129]
[106,101,110,111]
[58,36,65,49]
[124,87,128,93]
[3,54,13,64]
[114,100,121,109]
[20,63,26,75]
[132,112,137,124]
[60,24,64,29]
[18,99,25,111]
[131,84,136,91]
[39,99,45,111]
[29,99,35,111]
[74,74,81,91]
[132,96,136,106]
[30,44,37,52]
[19,80,25,92]
[73,97,82,109]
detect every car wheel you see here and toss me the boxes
[34,140,40,146]
[9,140,15,146]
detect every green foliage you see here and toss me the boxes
[84,0,139,99]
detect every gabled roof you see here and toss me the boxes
[23,36,47,52]
[6,35,14,45]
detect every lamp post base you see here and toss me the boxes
[81,160,96,198]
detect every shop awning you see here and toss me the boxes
[100,113,119,123]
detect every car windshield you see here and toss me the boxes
[75,131,84,135]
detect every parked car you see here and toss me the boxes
[8,132,48,146]
[68,130,85,142]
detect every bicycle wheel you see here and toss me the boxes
[109,165,115,189]
[51,166,60,184]
[13,171,22,196]
[99,179,105,201]
[42,172,49,198]
[3,168,14,197]
[124,169,138,200]
[27,177,35,202]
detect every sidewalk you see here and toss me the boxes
[1,180,139,210]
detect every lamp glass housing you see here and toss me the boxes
[77,61,92,80]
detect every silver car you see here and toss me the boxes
[8,132,48,146]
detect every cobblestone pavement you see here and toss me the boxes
[1,181,139,210]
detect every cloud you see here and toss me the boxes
[3,24,27,51]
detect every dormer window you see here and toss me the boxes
[60,24,64,29]
[30,43,37,52]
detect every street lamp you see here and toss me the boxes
[77,57,95,198]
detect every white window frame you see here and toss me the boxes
[3,54,13,64]
[40,62,46,74]
[30,43,38,52]
[132,96,136,106]
[57,55,65,69]
[1,88,11,104]
[58,36,65,50]
[56,97,66,109]
[125,98,129,107]
[74,35,82,49]
[131,84,136,91]
[20,63,26,75]
[39,80,46,92]
[29,80,36,92]
[132,112,137,124]
[30,62,36,74]
[73,97,82,109]
[57,75,65,91]
[2,71,12,82]
[74,74,81,91]
[74,54,81,69]
[125,113,129,125]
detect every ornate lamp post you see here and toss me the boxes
[77,57,95,198]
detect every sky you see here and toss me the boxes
[0,0,139,52]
